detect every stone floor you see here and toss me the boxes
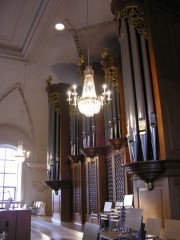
[31,215,84,240]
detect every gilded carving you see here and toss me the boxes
[48,92,61,112]
[45,76,61,112]
[117,5,147,38]
[101,48,120,89]
[104,67,119,88]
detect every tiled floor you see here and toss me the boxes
[31,216,84,240]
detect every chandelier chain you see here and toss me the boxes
[87,0,89,66]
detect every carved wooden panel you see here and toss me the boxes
[169,177,180,219]
[114,153,125,202]
[74,165,80,213]
[106,156,114,201]
[133,175,180,227]
[88,160,97,213]
[82,162,87,214]
[106,151,125,202]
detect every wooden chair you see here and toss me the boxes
[99,208,143,240]
[145,218,161,240]
[118,208,143,240]
[91,201,112,228]
[109,202,124,228]
[164,219,180,240]
[99,202,113,228]
[82,222,100,240]
[109,195,133,229]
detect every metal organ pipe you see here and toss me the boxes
[119,17,158,161]
[51,107,56,180]
[140,36,158,160]
[115,88,121,139]
[47,105,52,180]
[129,24,148,161]
[55,111,60,180]
[120,19,139,162]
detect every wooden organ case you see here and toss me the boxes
[69,55,130,224]
[111,0,180,226]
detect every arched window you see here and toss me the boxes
[0,144,22,201]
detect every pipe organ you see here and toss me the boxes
[116,4,158,162]
[45,0,180,226]
[111,0,180,224]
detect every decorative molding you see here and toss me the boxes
[26,162,47,172]
[0,82,36,150]
[76,20,114,33]
[0,0,60,61]
[68,20,114,61]
[68,29,83,57]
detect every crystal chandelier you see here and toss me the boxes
[67,66,111,117]
[67,0,111,117]
[15,140,30,163]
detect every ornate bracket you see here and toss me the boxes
[43,180,71,195]
[108,137,127,150]
[122,160,180,191]
[68,154,85,163]
[80,147,106,159]
[122,160,164,190]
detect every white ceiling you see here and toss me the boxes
[0,0,120,163]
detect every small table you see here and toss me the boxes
[100,227,139,240]
[100,230,120,240]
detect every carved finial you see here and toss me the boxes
[46,76,52,86]
[102,48,110,59]
[77,55,85,66]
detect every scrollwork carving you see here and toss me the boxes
[104,67,120,88]
[117,5,147,38]
[48,92,60,112]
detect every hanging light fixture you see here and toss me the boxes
[15,65,30,163]
[67,0,111,117]
[15,140,30,163]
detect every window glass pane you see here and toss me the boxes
[0,187,3,201]
[9,188,15,200]
[0,145,20,201]
[4,174,16,187]
[5,148,16,160]
[5,160,17,173]
[0,148,5,159]
[4,187,15,200]
[0,160,4,172]
[0,174,4,186]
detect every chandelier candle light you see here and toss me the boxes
[67,0,111,117]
